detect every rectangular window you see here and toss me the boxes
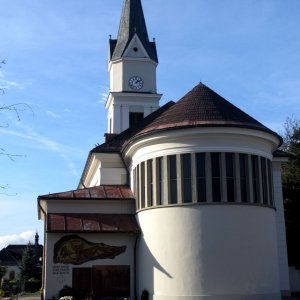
[267,159,274,207]
[261,157,268,205]
[239,154,248,203]
[252,155,259,203]
[169,155,177,204]
[182,154,192,203]
[157,157,164,205]
[211,153,221,202]
[129,112,144,127]
[140,162,145,208]
[147,160,153,207]
[226,153,235,202]
[196,153,206,202]
[136,166,140,210]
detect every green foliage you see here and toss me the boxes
[141,289,149,300]
[282,117,300,268]
[59,286,74,298]
[0,266,6,280]
[18,243,41,281]
[282,117,300,188]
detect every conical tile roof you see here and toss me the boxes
[139,83,279,137]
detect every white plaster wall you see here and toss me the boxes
[44,233,136,300]
[137,205,281,300]
[272,161,291,294]
[45,200,136,215]
[99,168,127,185]
[125,127,280,168]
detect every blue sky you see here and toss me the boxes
[0,0,300,249]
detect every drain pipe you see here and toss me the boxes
[38,198,47,300]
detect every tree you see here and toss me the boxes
[18,244,41,281]
[0,266,6,282]
[282,117,300,268]
[1,60,32,194]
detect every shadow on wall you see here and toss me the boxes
[137,234,172,298]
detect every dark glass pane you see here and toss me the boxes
[136,167,139,210]
[252,156,259,203]
[169,155,177,204]
[226,153,234,177]
[211,153,220,177]
[211,153,221,202]
[129,112,144,127]
[196,153,205,178]
[182,154,192,203]
[169,155,177,179]
[158,157,163,205]
[226,153,235,202]
[227,178,235,202]
[140,162,145,208]
[261,157,268,205]
[182,154,191,178]
[183,179,192,203]
[197,178,206,202]
[239,154,248,203]
[267,160,274,206]
[148,160,153,207]
[196,153,206,202]
[212,178,221,202]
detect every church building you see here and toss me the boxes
[37,0,290,299]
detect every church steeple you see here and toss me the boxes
[106,0,161,134]
[110,0,158,62]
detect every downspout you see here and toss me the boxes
[38,198,47,300]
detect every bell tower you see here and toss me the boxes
[106,0,162,134]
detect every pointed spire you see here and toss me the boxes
[110,0,158,62]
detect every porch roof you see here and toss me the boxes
[47,213,140,234]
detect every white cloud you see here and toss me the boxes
[0,70,32,91]
[0,122,81,177]
[0,230,35,250]
[46,110,61,119]
[98,86,109,104]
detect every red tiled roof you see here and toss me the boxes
[38,185,135,201]
[47,213,140,234]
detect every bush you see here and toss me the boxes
[25,278,41,293]
[141,289,149,300]
[59,286,74,298]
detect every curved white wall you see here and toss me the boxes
[137,205,280,299]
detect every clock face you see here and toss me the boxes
[129,76,143,90]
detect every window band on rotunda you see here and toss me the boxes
[134,152,274,211]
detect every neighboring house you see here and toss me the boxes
[37,0,290,299]
[0,233,43,281]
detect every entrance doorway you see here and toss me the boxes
[73,266,130,300]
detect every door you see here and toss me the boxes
[73,268,92,299]
[72,266,130,300]
[92,266,130,299]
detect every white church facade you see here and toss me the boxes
[38,0,290,299]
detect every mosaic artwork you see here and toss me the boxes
[53,235,126,265]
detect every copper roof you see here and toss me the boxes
[47,213,140,234]
[38,185,135,201]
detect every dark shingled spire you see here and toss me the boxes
[110,0,158,62]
